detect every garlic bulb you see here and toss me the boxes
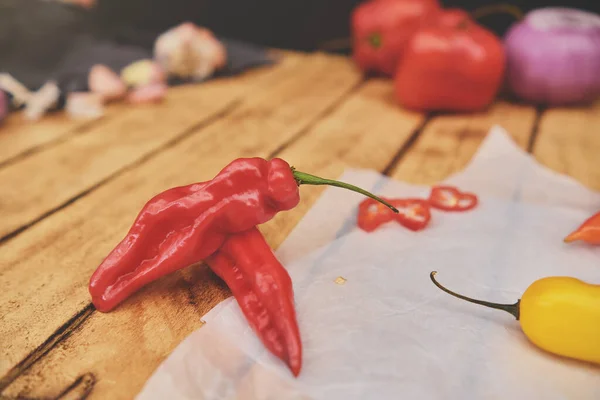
[154,22,227,81]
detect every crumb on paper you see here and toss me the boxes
[199,319,206,327]
[334,276,347,285]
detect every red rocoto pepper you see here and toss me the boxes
[351,0,441,76]
[358,197,431,232]
[428,185,478,212]
[205,227,302,376]
[89,158,397,312]
[564,210,600,245]
[393,9,505,112]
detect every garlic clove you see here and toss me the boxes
[24,81,61,121]
[66,92,104,119]
[121,60,166,88]
[88,64,127,102]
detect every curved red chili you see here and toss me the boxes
[205,227,302,376]
[89,158,397,312]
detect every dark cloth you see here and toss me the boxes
[0,0,274,94]
[89,0,600,52]
[53,35,275,93]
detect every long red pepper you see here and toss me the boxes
[205,227,302,376]
[89,157,397,312]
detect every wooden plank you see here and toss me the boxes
[0,52,363,398]
[1,78,425,400]
[263,79,425,248]
[0,112,108,168]
[0,58,303,241]
[0,51,318,376]
[390,101,538,183]
[533,101,600,190]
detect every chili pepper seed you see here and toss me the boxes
[334,276,347,285]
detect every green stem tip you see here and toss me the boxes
[292,169,399,214]
[429,271,520,320]
[367,32,382,49]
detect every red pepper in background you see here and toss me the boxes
[428,185,478,211]
[393,9,505,112]
[351,0,441,76]
[205,227,302,376]
[564,211,600,245]
[357,197,431,232]
[90,158,397,312]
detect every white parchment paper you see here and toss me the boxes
[136,126,600,400]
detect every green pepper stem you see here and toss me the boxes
[367,33,382,49]
[429,271,520,320]
[292,169,399,213]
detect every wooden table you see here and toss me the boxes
[1,51,599,400]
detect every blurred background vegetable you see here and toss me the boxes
[154,22,227,81]
[393,8,506,112]
[504,7,600,105]
[0,0,598,122]
[351,0,441,76]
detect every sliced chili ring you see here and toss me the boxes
[428,185,478,212]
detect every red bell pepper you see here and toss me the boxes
[357,197,431,232]
[564,211,600,245]
[351,0,441,76]
[427,185,478,212]
[89,158,397,312]
[393,9,505,112]
[205,227,302,376]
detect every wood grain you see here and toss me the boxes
[3,51,599,400]
[0,58,302,240]
[263,79,425,248]
[0,112,108,168]
[0,52,363,399]
[533,101,600,191]
[390,101,538,183]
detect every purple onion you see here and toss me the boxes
[504,7,600,105]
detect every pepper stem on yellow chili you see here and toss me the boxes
[429,271,521,320]
[291,168,399,214]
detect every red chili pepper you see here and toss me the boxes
[89,159,397,312]
[205,227,302,376]
[351,0,441,76]
[358,197,431,232]
[393,9,505,112]
[357,197,396,232]
[392,198,431,231]
[428,185,478,212]
[564,211,600,245]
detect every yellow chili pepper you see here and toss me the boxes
[430,271,600,365]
